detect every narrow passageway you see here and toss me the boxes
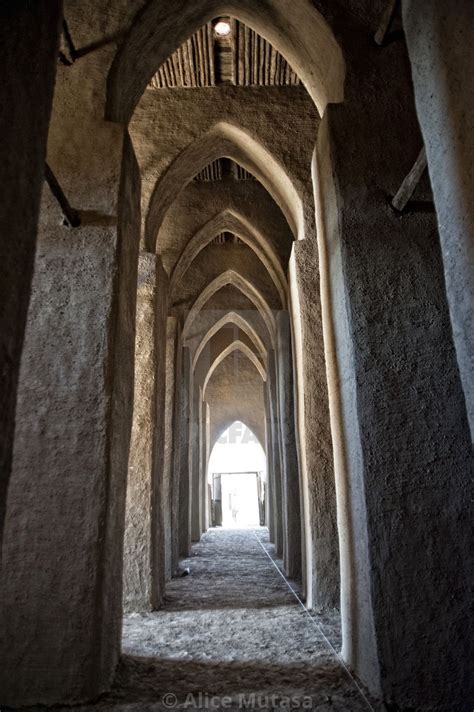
[59,529,376,711]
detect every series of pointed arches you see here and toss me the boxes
[122,0,344,692]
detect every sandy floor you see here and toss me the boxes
[51,528,378,711]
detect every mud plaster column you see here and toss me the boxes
[290,239,339,610]
[179,347,192,556]
[189,374,202,542]
[171,329,183,573]
[0,128,140,705]
[276,312,301,579]
[198,388,207,535]
[403,0,474,441]
[315,23,474,704]
[199,398,210,534]
[162,317,179,580]
[267,351,284,557]
[123,253,168,611]
[264,394,275,542]
[206,403,211,529]
[0,1,62,549]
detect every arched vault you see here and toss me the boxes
[193,311,268,371]
[106,0,345,123]
[210,419,266,453]
[202,340,267,398]
[182,269,276,347]
[144,122,304,250]
[170,209,288,308]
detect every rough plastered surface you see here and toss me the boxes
[206,351,266,450]
[0,2,61,540]
[172,243,282,317]
[402,0,474,440]
[129,85,318,244]
[314,2,474,705]
[47,529,376,712]
[157,180,293,276]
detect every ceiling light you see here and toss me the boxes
[214,20,231,37]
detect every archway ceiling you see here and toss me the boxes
[205,350,266,450]
[168,207,288,308]
[129,90,318,246]
[150,19,300,90]
[210,419,265,454]
[171,240,282,315]
[193,311,268,371]
[203,341,267,399]
[148,17,302,181]
[194,326,266,382]
[106,0,345,122]
[182,292,272,358]
[183,270,276,347]
[158,181,293,276]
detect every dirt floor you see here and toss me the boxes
[53,528,378,711]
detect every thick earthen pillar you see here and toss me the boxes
[189,377,202,542]
[264,396,275,543]
[179,347,192,557]
[200,399,211,533]
[123,253,168,612]
[199,389,207,535]
[162,317,179,580]
[314,14,474,705]
[171,330,184,573]
[276,312,301,579]
[0,0,62,549]
[290,240,339,610]
[0,128,140,704]
[402,0,474,441]
[267,351,284,557]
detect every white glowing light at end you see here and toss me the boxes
[214,20,231,37]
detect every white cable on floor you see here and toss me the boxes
[252,530,376,712]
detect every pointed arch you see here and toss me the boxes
[144,122,304,251]
[171,209,288,307]
[210,419,266,453]
[106,0,344,123]
[202,340,267,398]
[182,269,276,346]
[193,311,267,371]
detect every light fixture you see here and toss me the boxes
[214,20,231,37]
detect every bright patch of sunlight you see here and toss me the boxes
[208,421,266,528]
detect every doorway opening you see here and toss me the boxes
[208,421,266,528]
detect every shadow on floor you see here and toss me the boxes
[89,653,367,708]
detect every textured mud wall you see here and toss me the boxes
[172,243,281,317]
[206,353,266,449]
[291,239,340,610]
[0,0,62,549]
[178,348,192,556]
[123,254,169,611]
[0,128,141,704]
[267,354,284,557]
[129,84,318,245]
[162,317,179,579]
[314,3,474,706]
[148,262,171,608]
[170,328,184,572]
[131,78,335,613]
[158,180,293,274]
[189,375,203,542]
[403,0,474,441]
[276,312,301,579]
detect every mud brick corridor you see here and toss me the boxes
[0,2,473,711]
[58,529,374,711]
